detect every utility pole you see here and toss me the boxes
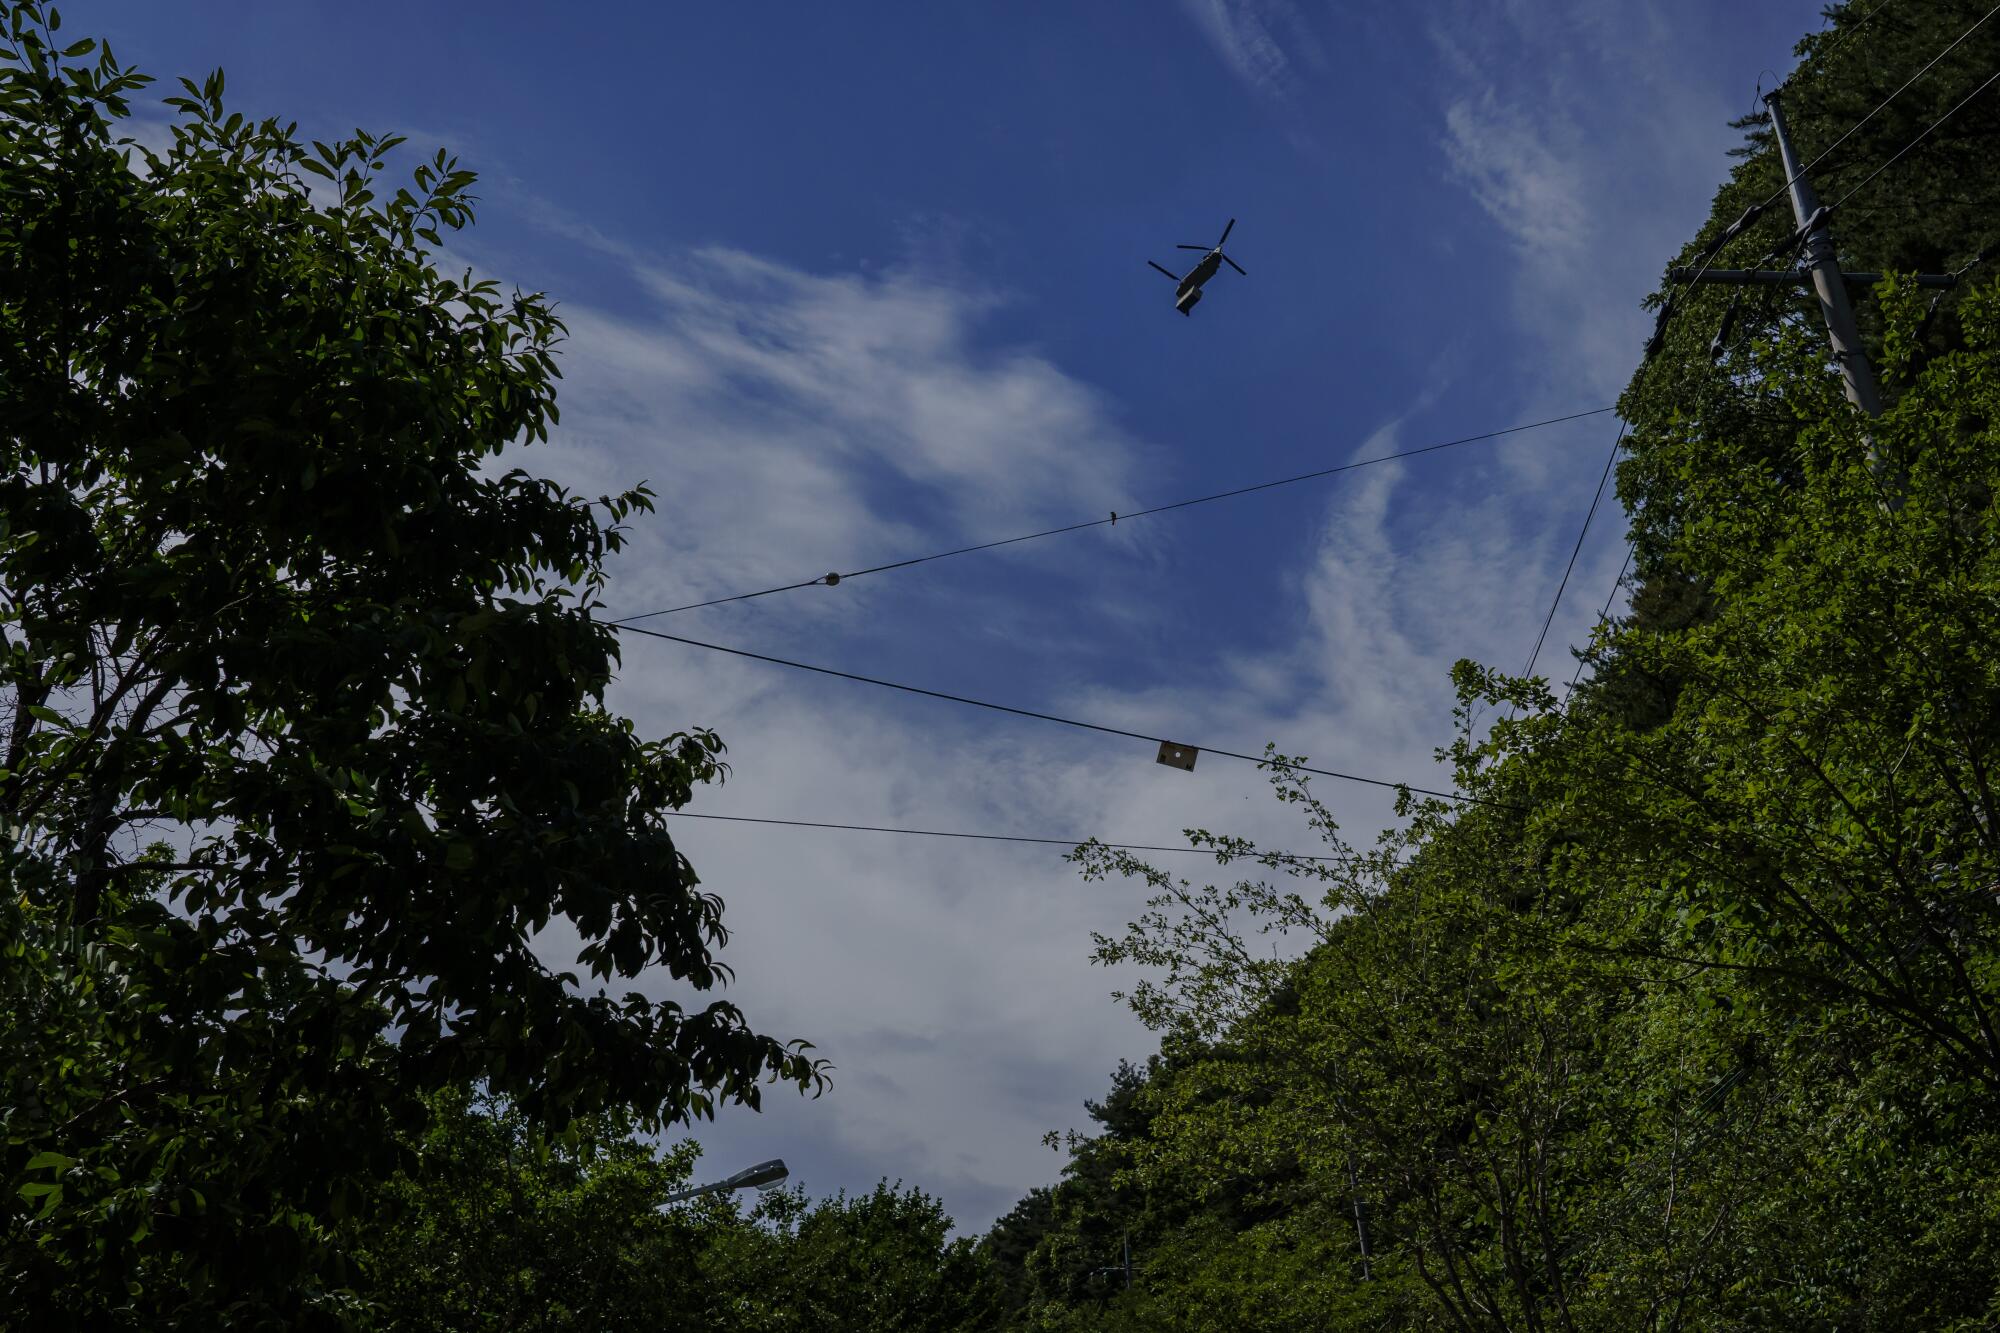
[1092,1232,1135,1292]
[1675,90,1961,415]
[1671,88,1961,505]
[1763,88,1882,417]
[1346,1153,1373,1281]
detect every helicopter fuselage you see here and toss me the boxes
[1174,253,1222,314]
[1148,219,1241,317]
[1177,251,1222,296]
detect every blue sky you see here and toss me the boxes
[92,0,1828,1231]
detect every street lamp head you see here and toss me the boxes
[725,1158,789,1193]
[660,1157,791,1206]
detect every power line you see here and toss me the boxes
[614,623,1513,809]
[1615,28,2000,688]
[1791,1,1995,210]
[1554,148,1811,707]
[1556,284,1787,707]
[1811,0,1902,72]
[1559,83,1988,710]
[628,18,1996,823]
[1564,231,1856,705]
[671,811,1343,863]
[1570,235,1816,705]
[1519,423,1626,687]
[611,408,1615,623]
[1662,5,1999,331]
[1827,66,2000,214]
[1568,540,1635,697]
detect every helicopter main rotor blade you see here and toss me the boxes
[1176,244,1211,251]
[1217,217,1236,245]
[1221,253,1246,276]
[1147,260,1180,280]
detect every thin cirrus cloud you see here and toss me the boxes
[499,223,1551,1231]
[535,242,1147,624]
[1427,0,1762,401]
[1440,92,1590,259]
[1177,0,1326,101]
[491,0,1772,1213]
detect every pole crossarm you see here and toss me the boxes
[1670,266,1959,289]
[1764,89,1884,417]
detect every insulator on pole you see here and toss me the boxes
[1720,202,1765,245]
[1913,291,1943,346]
[1709,297,1741,361]
[1644,298,1675,361]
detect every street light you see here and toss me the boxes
[660,1158,789,1205]
[1089,1233,1134,1290]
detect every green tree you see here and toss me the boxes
[1556,279,2000,1089]
[360,1091,712,1333]
[1071,761,1624,1331]
[1,4,819,1321]
[977,1186,1056,1321]
[1026,275,2000,1326]
[1617,0,2000,609]
[1,852,410,1327]
[700,1182,1003,1332]
[1004,4,2000,1326]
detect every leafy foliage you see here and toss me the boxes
[9,0,2000,1325]
[0,2,819,1320]
[983,5,2000,1327]
[360,1091,711,1332]
[701,1182,1003,1332]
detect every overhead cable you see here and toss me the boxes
[671,811,1342,863]
[1565,244,1825,707]
[1826,66,2000,215]
[1519,423,1627,688]
[1662,7,1999,338]
[1810,0,1902,72]
[1783,1,1997,213]
[614,623,1514,809]
[1573,250,1799,705]
[1568,541,1635,697]
[611,407,1615,623]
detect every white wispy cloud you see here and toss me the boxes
[1178,0,1322,101]
[492,20,1717,1210]
[534,247,1144,623]
[501,219,1575,1230]
[495,228,1186,1223]
[1441,92,1590,257]
[1428,0,1753,401]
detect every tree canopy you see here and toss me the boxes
[1,3,818,1320]
[7,0,2000,1327]
[977,3,2000,1328]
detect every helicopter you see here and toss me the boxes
[1147,218,1245,316]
